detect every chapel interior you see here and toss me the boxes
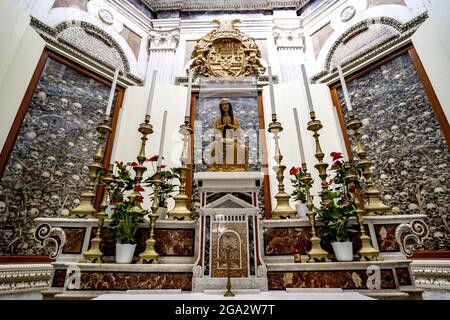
[0,0,449,301]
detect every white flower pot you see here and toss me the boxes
[295,202,308,218]
[115,244,136,264]
[156,207,168,220]
[331,241,353,262]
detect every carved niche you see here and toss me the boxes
[189,19,266,77]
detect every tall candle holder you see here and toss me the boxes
[70,115,112,217]
[307,112,329,205]
[82,164,114,263]
[128,115,153,214]
[344,162,379,261]
[168,116,193,220]
[138,165,162,264]
[300,163,330,262]
[347,111,391,215]
[268,114,296,219]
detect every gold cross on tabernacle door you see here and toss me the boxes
[218,246,239,297]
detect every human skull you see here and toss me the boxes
[59,98,69,109]
[390,125,400,135]
[53,170,63,182]
[13,163,23,176]
[96,109,104,118]
[72,102,82,115]
[388,158,396,165]
[392,206,401,214]
[57,128,66,139]
[65,162,74,173]
[41,171,51,182]
[398,102,407,109]
[384,194,393,201]
[29,207,39,219]
[43,156,56,170]
[29,151,39,161]
[399,191,409,203]
[426,203,438,216]
[414,95,424,105]
[49,195,60,209]
[0,201,6,214]
[434,187,445,202]
[407,203,420,214]
[72,199,80,207]
[36,91,47,105]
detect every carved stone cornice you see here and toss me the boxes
[0,264,52,295]
[412,261,450,290]
[142,0,310,12]
[312,13,429,84]
[30,17,144,86]
[273,25,304,49]
[149,27,180,51]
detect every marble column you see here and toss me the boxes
[147,25,180,84]
[273,22,305,83]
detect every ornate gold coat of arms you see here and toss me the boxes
[190,19,266,77]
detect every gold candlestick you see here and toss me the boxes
[344,162,379,261]
[347,111,390,215]
[138,165,162,264]
[168,116,193,220]
[83,164,114,263]
[268,115,296,219]
[307,112,329,204]
[70,115,112,217]
[129,115,153,214]
[300,163,330,262]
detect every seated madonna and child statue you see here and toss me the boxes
[208,98,249,172]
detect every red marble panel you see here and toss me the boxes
[396,267,412,286]
[51,269,67,288]
[374,224,400,252]
[268,269,396,290]
[90,227,195,257]
[62,227,85,254]
[75,272,192,291]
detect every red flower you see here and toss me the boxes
[134,185,145,192]
[112,197,123,204]
[329,179,334,185]
[135,195,143,203]
[331,152,343,162]
[148,155,165,162]
[331,160,341,169]
[321,181,329,188]
[349,185,356,193]
[290,167,299,176]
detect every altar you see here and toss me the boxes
[31,18,429,301]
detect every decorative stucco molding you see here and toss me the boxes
[273,25,305,49]
[30,17,144,86]
[142,0,311,12]
[149,27,180,51]
[34,223,66,259]
[312,12,429,84]
[0,264,52,295]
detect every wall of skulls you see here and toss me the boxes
[338,52,450,251]
[0,57,115,255]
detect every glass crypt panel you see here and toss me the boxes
[193,76,261,173]
[337,52,450,252]
[0,57,118,256]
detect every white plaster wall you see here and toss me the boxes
[412,0,450,121]
[111,83,187,210]
[0,0,45,151]
[262,81,342,207]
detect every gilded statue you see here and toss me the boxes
[208,99,248,172]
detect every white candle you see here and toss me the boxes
[267,66,277,115]
[146,70,158,116]
[332,106,349,162]
[293,108,306,164]
[157,110,168,167]
[300,64,314,113]
[185,69,193,117]
[336,64,353,111]
[105,68,119,116]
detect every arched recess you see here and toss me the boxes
[45,7,138,75]
[53,20,131,73]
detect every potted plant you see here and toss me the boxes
[289,166,308,218]
[142,156,179,220]
[316,152,362,262]
[105,162,146,263]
